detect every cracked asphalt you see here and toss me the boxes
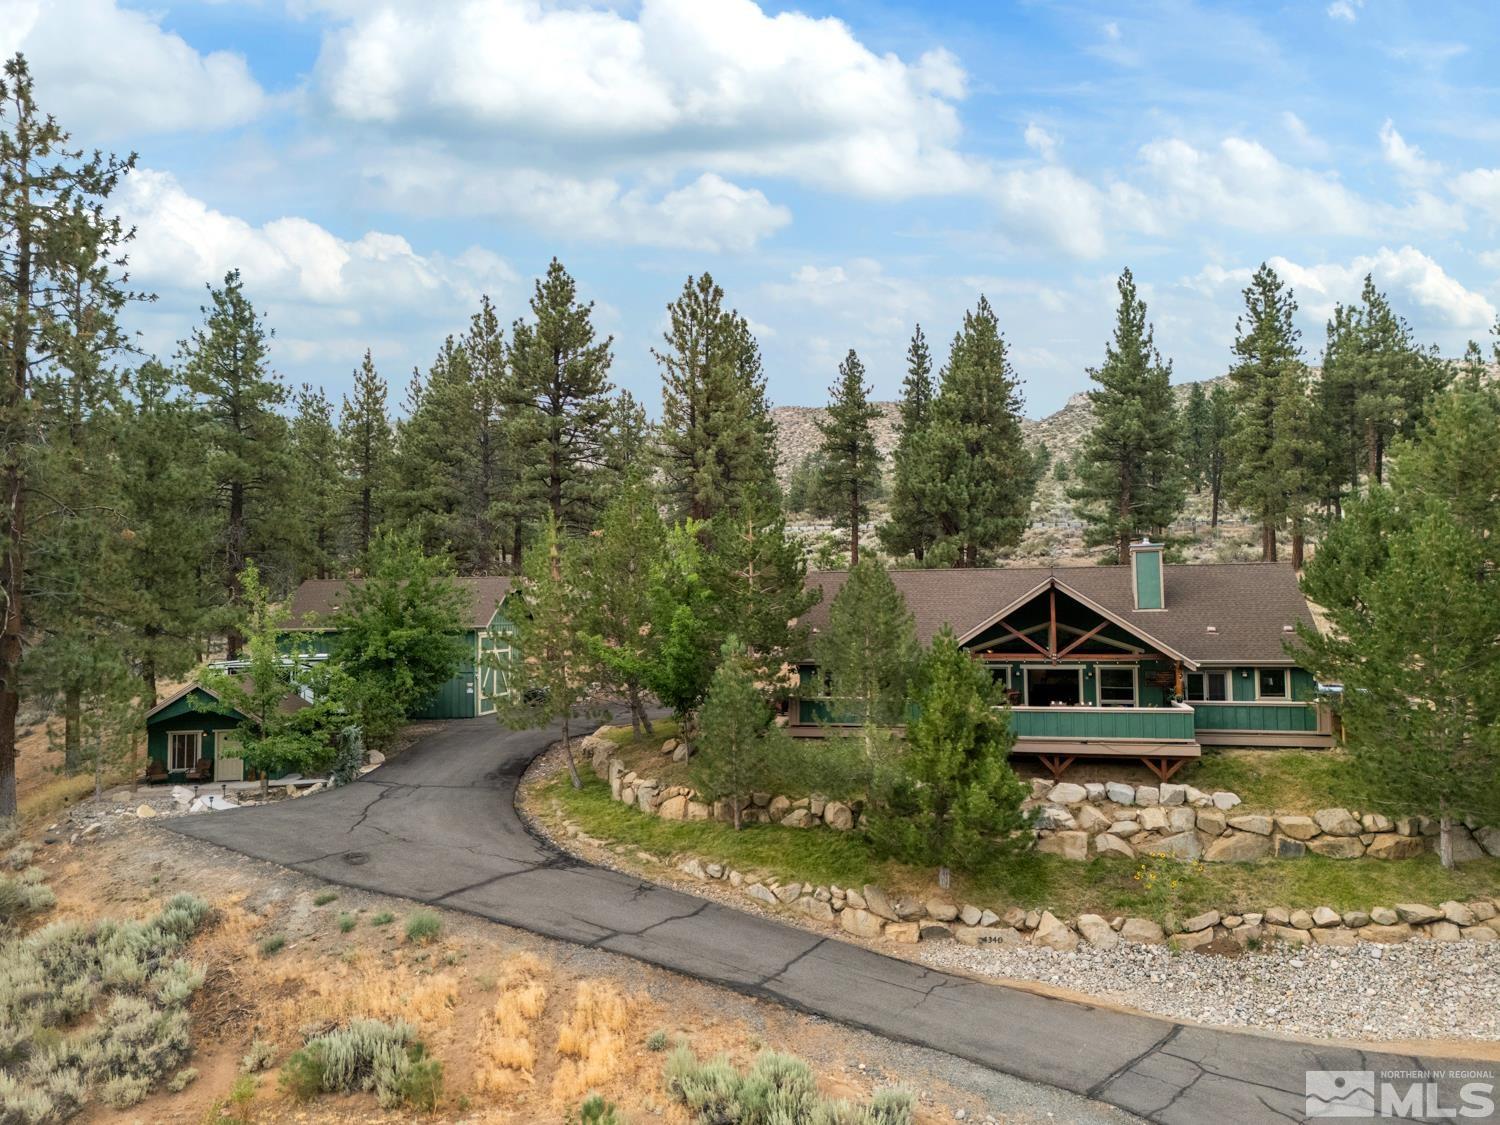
[165,718,1495,1124]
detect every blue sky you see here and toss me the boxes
[7,0,1498,416]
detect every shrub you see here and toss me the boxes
[645,1030,669,1052]
[4,844,35,870]
[371,912,395,926]
[241,1038,276,1073]
[98,1073,151,1109]
[258,934,286,957]
[0,870,55,927]
[571,1093,627,1124]
[167,1066,197,1092]
[338,913,357,933]
[664,1047,913,1125]
[405,912,441,944]
[313,891,338,906]
[279,1019,441,1110]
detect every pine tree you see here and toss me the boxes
[180,270,290,650]
[925,297,1036,566]
[500,517,595,787]
[1225,265,1301,561]
[655,274,778,524]
[598,389,651,498]
[339,350,392,557]
[879,326,942,562]
[811,558,918,727]
[867,628,1031,885]
[580,470,666,737]
[290,385,342,580]
[814,349,882,564]
[1271,364,1318,569]
[1204,383,1232,528]
[1068,269,1184,562]
[509,259,615,536]
[116,361,218,702]
[0,53,137,817]
[1180,382,1209,493]
[1299,388,1500,867]
[691,638,790,830]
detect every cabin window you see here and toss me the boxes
[168,731,201,772]
[1097,667,1137,707]
[1257,668,1288,700]
[1186,670,1228,702]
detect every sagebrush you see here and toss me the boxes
[664,1047,913,1125]
[279,1018,442,1110]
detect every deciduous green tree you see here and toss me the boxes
[867,629,1030,885]
[815,349,882,564]
[327,530,469,749]
[1068,268,1184,562]
[811,559,918,727]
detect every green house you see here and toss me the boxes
[796,542,1334,779]
[282,576,517,720]
[143,682,307,783]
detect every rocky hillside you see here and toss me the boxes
[772,376,1258,565]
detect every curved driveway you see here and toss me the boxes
[166,718,1484,1124]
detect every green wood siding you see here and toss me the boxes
[1011,706,1196,741]
[1132,547,1164,610]
[146,690,247,775]
[1191,702,1320,732]
[412,638,479,720]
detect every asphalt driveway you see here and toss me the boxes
[165,718,1491,1123]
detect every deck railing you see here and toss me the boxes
[1008,702,1198,743]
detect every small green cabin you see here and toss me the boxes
[143,682,306,782]
[281,577,518,720]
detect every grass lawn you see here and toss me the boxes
[541,772,1500,923]
[1177,747,1359,811]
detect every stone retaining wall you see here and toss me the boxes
[1026,778,1500,864]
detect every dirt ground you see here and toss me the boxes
[11,814,1126,1125]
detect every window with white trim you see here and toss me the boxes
[1186,670,1229,702]
[1257,668,1288,699]
[168,731,201,772]
[1097,667,1137,707]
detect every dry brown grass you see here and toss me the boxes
[551,979,635,1104]
[475,953,551,1093]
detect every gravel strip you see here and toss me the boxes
[922,938,1500,1043]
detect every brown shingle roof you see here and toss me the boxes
[801,563,1316,666]
[284,576,513,632]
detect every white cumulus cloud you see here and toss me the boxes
[0,0,265,136]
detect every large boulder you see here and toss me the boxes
[1047,782,1088,805]
[1076,914,1119,949]
[1036,831,1088,861]
[1211,791,1241,810]
[1394,903,1443,924]
[1450,827,1487,863]
[1104,782,1136,806]
[1273,836,1306,859]
[1311,906,1342,927]
[1137,807,1169,832]
[1094,834,1135,860]
[1314,808,1362,836]
[1120,917,1165,944]
[1134,785,1160,806]
[1032,911,1078,952]
[1165,807,1197,833]
[1275,815,1320,840]
[925,898,959,922]
[1440,901,1476,926]
[781,807,814,828]
[1310,927,1358,947]
[1476,826,1500,858]
[840,909,885,938]
[1195,809,1227,837]
[1074,805,1114,835]
[1108,821,1141,839]
[1204,831,1271,863]
[1152,831,1203,860]
[1227,814,1273,836]
[1159,783,1187,806]
[1369,907,1398,925]
[1428,921,1462,942]
[1357,923,1413,943]
[657,795,688,820]
[767,795,792,821]
[863,885,899,921]
[1366,833,1425,860]
[1035,805,1078,831]
[884,921,920,944]
[1307,836,1365,859]
[823,801,855,831]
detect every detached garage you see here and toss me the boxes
[281,576,517,720]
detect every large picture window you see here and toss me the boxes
[1097,667,1137,707]
[168,731,201,772]
[1186,670,1228,702]
[1257,668,1288,699]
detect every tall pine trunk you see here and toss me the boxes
[0,199,31,820]
[63,686,83,773]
